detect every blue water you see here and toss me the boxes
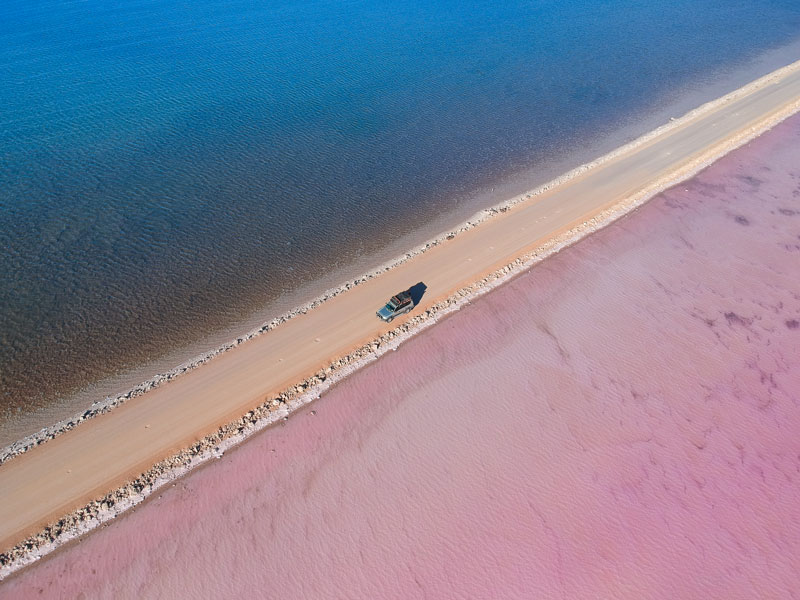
[2,0,800,429]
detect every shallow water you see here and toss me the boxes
[4,110,798,599]
[2,0,800,437]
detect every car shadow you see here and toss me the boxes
[407,281,427,306]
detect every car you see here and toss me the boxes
[376,290,414,322]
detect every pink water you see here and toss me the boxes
[4,115,800,599]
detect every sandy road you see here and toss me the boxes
[2,62,800,555]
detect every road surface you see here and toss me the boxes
[2,61,800,554]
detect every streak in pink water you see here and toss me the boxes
[4,115,800,599]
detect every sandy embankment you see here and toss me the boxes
[1,59,800,577]
[4,107,799,599]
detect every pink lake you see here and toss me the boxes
[4,115,800,599]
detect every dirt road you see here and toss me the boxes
[2,61,800,554]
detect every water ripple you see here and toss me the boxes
[1,0,800,432]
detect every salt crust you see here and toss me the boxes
[2,59,800,579]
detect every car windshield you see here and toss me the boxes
[386,301,398,311]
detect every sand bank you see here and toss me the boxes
[2,59,800,577]
[3,109,798,598]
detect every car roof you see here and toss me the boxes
[390,291,411,304]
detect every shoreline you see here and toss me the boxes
[2,57,800,579]
[6,40,800,450]
[5,56,800,467]
[4,36,800,450]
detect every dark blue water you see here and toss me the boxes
[2,0,800,431]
